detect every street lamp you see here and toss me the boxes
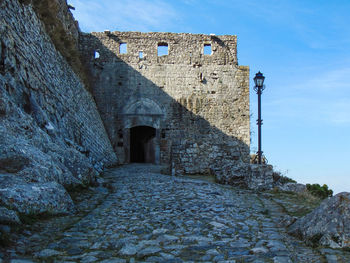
[253,71,265,164]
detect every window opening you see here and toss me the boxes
[204,44,212,55]
[119,43,127,54]
[139,51,144,59]
[94,51,100,59]
[157,43,168,56]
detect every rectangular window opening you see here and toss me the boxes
[158,43,168,56]
[119,43,127,54]
[204,44,212,55]
[139,51,144,59]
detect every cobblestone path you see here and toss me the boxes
[3,164,350,262]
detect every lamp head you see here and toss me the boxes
[254,71,265,87]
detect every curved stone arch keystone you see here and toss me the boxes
[122,98,166,129]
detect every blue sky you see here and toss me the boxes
[69,0,350,194]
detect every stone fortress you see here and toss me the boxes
[2,0,350,258]
[80,31,250,175]
[0,0,271,221]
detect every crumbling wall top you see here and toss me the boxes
[82,31,238,65]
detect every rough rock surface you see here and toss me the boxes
[278,183,307,193]
[0,0,117,218]
[288,192,350,248]
[0,177,75,215]
[0,207,21,225]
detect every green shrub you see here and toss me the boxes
[306,183,333,199]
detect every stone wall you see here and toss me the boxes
[80,31,250,174]
[0,0,117,217]
[50,0,80,42]
[26,0,90,91]
[26,0,80,45]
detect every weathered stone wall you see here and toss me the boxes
[25,0,80,46]
[25,0,90,91]
[0,0,117,218]
[80,31,250,174]
[50,0,80,43]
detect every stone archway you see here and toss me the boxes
[121,98,165,164]
[130,126,156,163]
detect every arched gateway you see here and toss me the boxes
[130,126,156,163]
[121,99,165,164]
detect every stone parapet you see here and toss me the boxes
[82,31,237,65]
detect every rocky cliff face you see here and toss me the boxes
[0,0,117,221]
[288,192,350,248]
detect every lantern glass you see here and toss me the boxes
[254,71,265,87]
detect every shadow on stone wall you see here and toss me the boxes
[80,34,252,178]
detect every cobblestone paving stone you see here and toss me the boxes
[3,164,350,262]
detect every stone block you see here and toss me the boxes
[248,164,274,190]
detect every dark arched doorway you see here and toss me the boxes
[130,126,156,163]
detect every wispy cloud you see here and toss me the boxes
[69,0,181,32]
[292,67,350,93]
[179,0,197,5]
[326,99,350,125]
[266,97,350,126]
[264,67,350,126]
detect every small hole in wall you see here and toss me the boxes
[119,43,127,54]
[118,129,123,138]
[23,92,31,114]
[204,44,212,55]
[23,103,31,114]
[139,51,144,59]
[94,51,100,59]
[158,43,168,56]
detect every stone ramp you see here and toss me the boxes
[3,164,350,262]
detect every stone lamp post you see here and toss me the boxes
[253,71,265,164]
